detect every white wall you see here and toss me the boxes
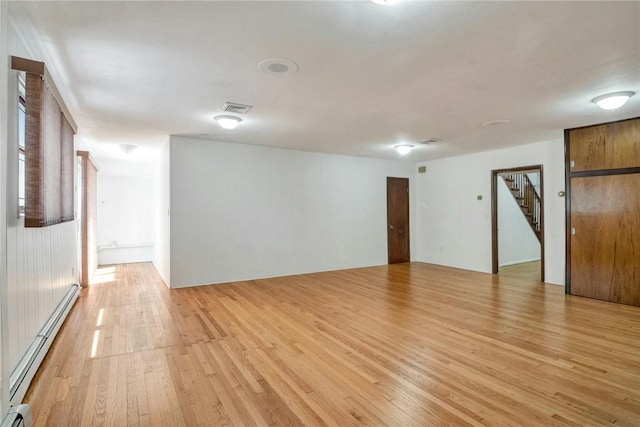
[153,140,170,287]
[97,159,154,265]
[497,176,540,266]
[169,136,414,288]
[0,0,10,413]
[415,139,565,285]
[5,16,78,382]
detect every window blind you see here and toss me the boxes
[13,56,77,227]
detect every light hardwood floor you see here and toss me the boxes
[499,261,541,281]
[25,262,640,426]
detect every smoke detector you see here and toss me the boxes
[220,102,252,114]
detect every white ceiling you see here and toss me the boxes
[8,1,640,161]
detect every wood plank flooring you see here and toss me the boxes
[24,262,640,426]
[499,261,541,281]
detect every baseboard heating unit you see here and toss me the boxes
[9,283,81,405]
[0,405,31,427]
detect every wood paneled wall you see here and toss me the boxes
[5,65,78,381]
[565,117,640,306]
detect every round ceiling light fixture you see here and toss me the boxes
[214,115,242,130]
[592,91,635,111]
[394,144,414,155]
[258,58,299,76]
[119,144,137,154]
[371,0,398,5]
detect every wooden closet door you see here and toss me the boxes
[570,173,640,306]
[569,119,640,172]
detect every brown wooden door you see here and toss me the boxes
[568,119,640,172]
[387,177,410,264]
[570,173,640,306]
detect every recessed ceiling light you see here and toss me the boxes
[371,0,398,5]
[394,144,414,155]
[214,115,242,130]
[119,144,137,154]
[258,58,299,76]
[482,120,511,127]
[592,91,635,110]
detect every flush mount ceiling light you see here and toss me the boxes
[258,58,299,76]
[371,0,398,5]
[592,91,635,110]
[214,115,242,130]
[394,144,414,155]
[119,144,137,154]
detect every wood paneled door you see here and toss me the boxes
[570,173,640,306]
[565,116,640,306]
[568,118,639,172]
[387,177,410,264]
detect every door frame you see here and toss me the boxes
[77,150,98,286]
[491,165,545,282]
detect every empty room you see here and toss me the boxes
[0,1,639,426]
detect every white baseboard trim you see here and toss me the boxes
[98,246,153,265]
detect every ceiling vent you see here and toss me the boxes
[419,138,441,145]
[220,102,253,114]
[258,58,299,76]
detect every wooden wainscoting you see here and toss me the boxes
[25,263,640,426]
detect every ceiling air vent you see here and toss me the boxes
[419,138,441,145]
[220,102,253,114]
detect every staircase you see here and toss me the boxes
[502,173,541,242]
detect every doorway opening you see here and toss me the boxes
[491,165,544,282]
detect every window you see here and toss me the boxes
[12,56,76,227]
[18,73,26,217]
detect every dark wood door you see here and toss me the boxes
[387,177,410,264]
[570,173,640,306]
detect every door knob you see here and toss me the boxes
[389,225,394,230]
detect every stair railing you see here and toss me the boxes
[503,173,541,242]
